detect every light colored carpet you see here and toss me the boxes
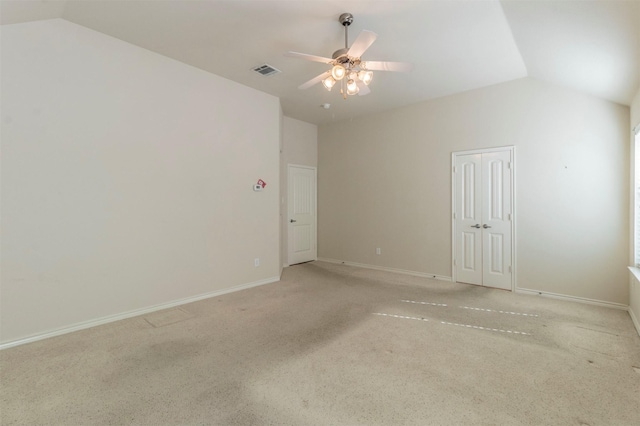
[1,261,639,425]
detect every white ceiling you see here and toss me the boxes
[2,0,639,125]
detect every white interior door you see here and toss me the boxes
[481,151,512,290]
[454,149,513,290]
[454,154,483,285]
[288,165,317,265]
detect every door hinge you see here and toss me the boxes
[508,265,512,273]
[507,162,512,169]
[454,259,456,266]
[453,166,457,173]
[508,213,511,221]
[453,212,456,219]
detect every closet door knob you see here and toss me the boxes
[483,224,491,229]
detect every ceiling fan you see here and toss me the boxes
[285,13,412,99]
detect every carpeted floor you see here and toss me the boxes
[1,261,639,425]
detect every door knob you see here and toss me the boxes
[471,224,480,228]
[290,219,297,223]
[483,224,491,229]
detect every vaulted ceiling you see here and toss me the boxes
[2,0,639,125]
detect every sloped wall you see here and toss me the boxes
[1,19,281,344]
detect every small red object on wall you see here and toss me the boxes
[257,179,267,188]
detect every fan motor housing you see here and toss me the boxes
[332,48,349,60]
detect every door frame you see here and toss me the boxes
[286,163,317,266]
[451,146,516,290]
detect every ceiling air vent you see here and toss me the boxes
[252,64,281,77]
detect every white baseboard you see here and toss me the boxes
[317,257,452,282]
[0,276,280,350]
[629,306,640,337]
[317,260,631,315]
[515,287,629,311]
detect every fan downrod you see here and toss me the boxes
[333,13,354,60]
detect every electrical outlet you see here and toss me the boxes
[376,248,381,255]
[254,258,260,267]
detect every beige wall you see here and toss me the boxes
[319,77,630,306]
[630,87,640,333]
[280,116,318,266]
[1,19,281,344]
[282,117,318,168]
[632,88,640,126]
[631,273,640,334]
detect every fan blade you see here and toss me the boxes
[347,30,377,58]
[298,71,330,90]
[361,61,413,72]
[285,51,334,64]
[356,80,371,96]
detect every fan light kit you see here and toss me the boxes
[285,13,412,100]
